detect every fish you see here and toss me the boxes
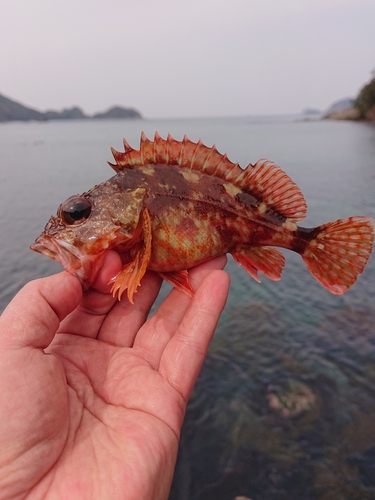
[31,132,374,303]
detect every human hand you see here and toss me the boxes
[0,251,229,500]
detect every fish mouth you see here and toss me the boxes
[30,235,98,286]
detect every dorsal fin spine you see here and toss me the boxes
[177,136,185,166]
[202,144,216,171]
[190,140,201,169]
[123,138,132,152]
[139,131,146,164]
[227,163,242,181]
[167,134,174,164]
[205,146,221,176]
[108,160,120,173]
[155,133,163,163]
[185,137,196,168]
[153,131,161,163]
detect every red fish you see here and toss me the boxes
[31,132,374,302]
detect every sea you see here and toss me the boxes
[1,116,375,499]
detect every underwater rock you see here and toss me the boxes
[267,380,316,418]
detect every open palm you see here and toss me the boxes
[0,251,229,500]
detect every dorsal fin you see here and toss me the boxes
[110,132,307,222]
[111,131,241,176]
[239,159,307,222]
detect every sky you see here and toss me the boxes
[1,0,375,119]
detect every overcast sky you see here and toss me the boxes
[1,0,374,119]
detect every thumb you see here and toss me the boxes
[0,272,82,350]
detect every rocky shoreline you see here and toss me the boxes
[324,106,375,122]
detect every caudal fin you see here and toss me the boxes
[302,216,374,294]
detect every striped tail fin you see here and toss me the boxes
[301,216,374,294]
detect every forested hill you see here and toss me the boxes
[354,75,375,121]
[0,93,142,122]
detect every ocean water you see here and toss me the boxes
[1,117,375,499]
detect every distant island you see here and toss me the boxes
[0,93,142,122]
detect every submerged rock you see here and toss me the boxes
[267,380,316,418]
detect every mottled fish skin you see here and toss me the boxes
[31,132,375,303]
[115,164,293,271]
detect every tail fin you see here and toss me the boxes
[301,216,374,294]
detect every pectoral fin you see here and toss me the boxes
[232,247,285,282]
[110,208,152,303]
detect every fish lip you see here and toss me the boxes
[30,240,58,260]
[31,233,112,290]
[30,235,85,278]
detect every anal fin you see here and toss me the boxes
[158,270,194,298]
[232,247,285,282]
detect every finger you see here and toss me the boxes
[133,256,227,369]
[97,257,225,348]
[57,250,122,338]
[96,270,163,346]
[159,269,229,402]
[0,272,82,350]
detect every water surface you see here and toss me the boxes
[1,117,374,499]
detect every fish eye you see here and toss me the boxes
[60,197,92,226]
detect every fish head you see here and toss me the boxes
[31,186,146,288]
